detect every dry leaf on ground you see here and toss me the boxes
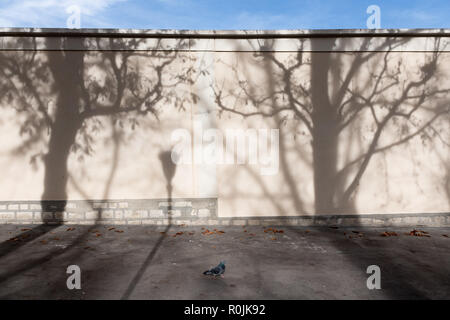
[406,230,430,237]
[380,231,398,237]
[264,228,284,234]
[201,229,225,236]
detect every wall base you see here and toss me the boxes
[1,199,449,227]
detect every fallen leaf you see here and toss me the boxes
[202,229,223,236]
[108,227,115,231]
[66,227,75,231]
[380,231,398,237]
[407,230,430,237]
[443,234,449,238]
[264,228,284,234]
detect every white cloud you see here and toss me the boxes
[0,0,127,28]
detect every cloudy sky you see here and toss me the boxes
[0,0,449,30]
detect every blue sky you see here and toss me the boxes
[0,0,449,30]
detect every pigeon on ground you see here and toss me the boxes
[203,261,226,278]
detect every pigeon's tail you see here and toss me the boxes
[203,270,213,275]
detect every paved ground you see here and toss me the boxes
[0,224,449,299]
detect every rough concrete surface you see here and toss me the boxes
[0,224,449,300]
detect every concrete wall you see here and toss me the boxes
[0,29,449,225]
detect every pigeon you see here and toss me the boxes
[203,261,226,278]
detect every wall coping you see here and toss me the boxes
[1,28,450,39]
[1,28,449,52]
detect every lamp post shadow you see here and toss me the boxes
[121,150,176,299]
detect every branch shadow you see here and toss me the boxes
[0,36,193,295]
[213,33,450,299]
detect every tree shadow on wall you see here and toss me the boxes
[0,36,195,287]
[213,33,450,298]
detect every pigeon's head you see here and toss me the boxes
[219,261,226,267]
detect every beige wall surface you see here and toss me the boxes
[0,34,449,217]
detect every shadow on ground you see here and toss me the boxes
[0,225,449,300]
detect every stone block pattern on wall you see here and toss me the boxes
[0,198,217,225]
[0,199,449,226]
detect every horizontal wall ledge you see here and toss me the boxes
[1,28,450,52]
[2,28,450,38]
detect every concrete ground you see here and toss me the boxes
[0,224,449,300]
